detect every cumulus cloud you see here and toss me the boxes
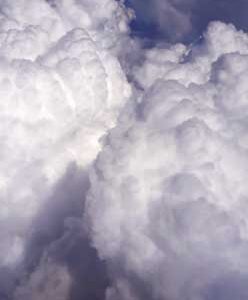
[2,0,248,300]
[0,0,132,298]
[86,22,248,300]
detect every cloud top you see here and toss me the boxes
[0,0,131,278]
[86,21,248,300]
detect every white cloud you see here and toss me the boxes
[2,1,248,299]
[86,21,248,300]
[0,0,131,276]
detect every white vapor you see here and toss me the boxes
[2,1,248,300]
[0,0,131,297]
[86,22,248,300]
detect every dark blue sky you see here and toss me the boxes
[125,0,248,44]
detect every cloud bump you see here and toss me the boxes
[0,0,131,298]
[86,21,248,300]
[1,1,248,300]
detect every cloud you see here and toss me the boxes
[11,164,109,300]
[0,0,132,298]
[2,1,248,300]
[86,21,248,300]
[0,0,131,268]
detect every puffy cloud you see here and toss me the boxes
[133,22,248,88]
[0,0,131,296]
[2,0,248,299]
[86,22,248,300]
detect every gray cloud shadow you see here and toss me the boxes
[3,163,109,300]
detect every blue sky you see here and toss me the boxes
[125,0,248,43]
